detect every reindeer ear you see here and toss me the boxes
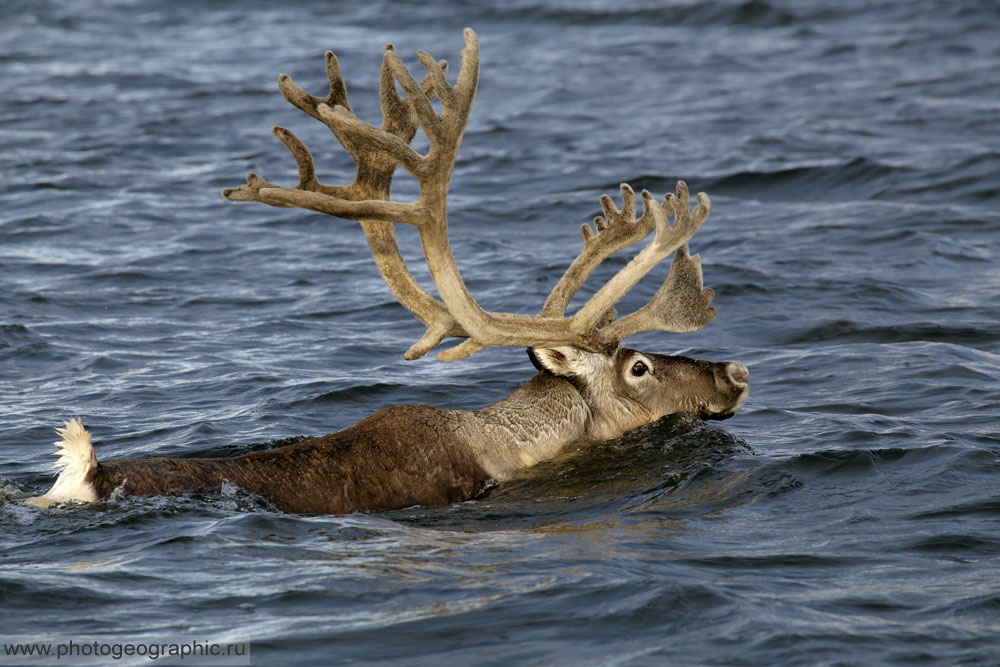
[529,347,592,379]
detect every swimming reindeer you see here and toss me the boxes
[27,29,748,514]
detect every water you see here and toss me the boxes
[2,0,999,664]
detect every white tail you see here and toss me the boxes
[24,418,99,508]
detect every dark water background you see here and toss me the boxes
[2,0,999,664]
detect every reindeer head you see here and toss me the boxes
[530,346,748,441]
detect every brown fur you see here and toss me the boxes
[77,354,747,514]
[90,405,490,514]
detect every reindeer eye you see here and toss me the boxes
[630,361,648,377]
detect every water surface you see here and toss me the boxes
[2,0,999,664]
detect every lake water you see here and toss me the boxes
[2,0,999,664]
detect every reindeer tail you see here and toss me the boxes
[23,418,99,508]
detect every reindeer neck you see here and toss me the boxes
[452,373,591,479]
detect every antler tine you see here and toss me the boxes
[316,104,427,179]
[270,126,353,198]
[602,244,716,343]
[569,181,710,335]
[274,126,316,189]
[277,50,351,122]
[386,52,445,147]
[257,185,429,225]
[278,45,438,174]
[384,29,478,165]
[246,109,429,224]
[416,51,456,109]
[454,29,480,113]
[221,172,283,204]
[382,50,448,142]
[223,125,429,225]
[541,183,658,317]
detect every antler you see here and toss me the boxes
[222,43,468,358]
[224,29,717,361]
[570,181,716,337]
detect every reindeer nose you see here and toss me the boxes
[726,362,749,386]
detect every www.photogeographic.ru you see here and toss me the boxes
[1,638,249,665]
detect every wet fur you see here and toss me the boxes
[90,405,490,514]
[28,352,747,514]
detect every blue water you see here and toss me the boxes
[3,0,999,664]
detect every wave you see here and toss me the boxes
[698,151,1000,205]
[703,157,907,201]
[891,151,1000,203]
[476,0,800,28]
[782,319,999,348]
[380,412,755,529]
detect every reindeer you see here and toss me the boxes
[26,30,748,514]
